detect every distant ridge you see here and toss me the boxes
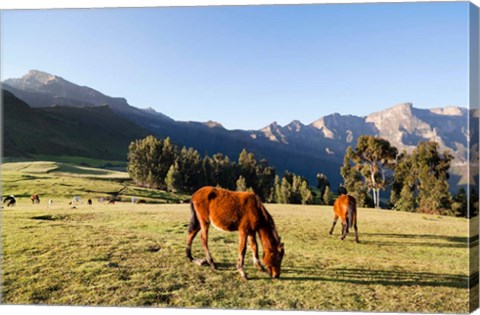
[2,70,473,190]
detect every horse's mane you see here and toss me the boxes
[256,197,280,245]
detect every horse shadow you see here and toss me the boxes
[360,232,475,249]
[248,232,473,288]
[274,267,470,289]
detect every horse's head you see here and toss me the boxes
[263,240,284,278]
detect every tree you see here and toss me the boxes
[392,141,453,215]
[452,188,468,217]
[414,141,453,215]
[316,173,330,203]
[347,136,397,208]
[174,147,204,193]
[393,184,416,212]
[254,159,276,202]
[300,180,313,205]
[209,153,237,190]
[236,176,248,192]
[323,185,334,206]
[127,135,177,189]
[165,163,182,193]
[273,171,313,205]
[279,177,292,204]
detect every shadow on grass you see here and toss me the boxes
[273,267,469,288]
[359,232,474,248]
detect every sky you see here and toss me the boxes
[1,1,471,130]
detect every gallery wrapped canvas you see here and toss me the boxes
[1,0,479,314]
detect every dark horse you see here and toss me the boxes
[329,194,359,243]
[186,186,285,279]
[31,194,40,204]
[3,195,16,207]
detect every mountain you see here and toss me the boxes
[3,89,149,160]
[2,70,474,191]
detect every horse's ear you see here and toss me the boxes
[278,242,284,252]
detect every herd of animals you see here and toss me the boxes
[1,194,147,208]
[2,185,358,280]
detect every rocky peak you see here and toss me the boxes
[204,120,224,129]
[285,120,304,132]
[5,70,62,91]
[429,106,465,116]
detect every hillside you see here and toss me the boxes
[2,70,475,190]
[3,90,149,160]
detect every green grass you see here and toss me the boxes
[3,155,127,170]
[1,161,185,202]
[1,161,475,312]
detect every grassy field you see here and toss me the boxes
[1,160,476,313]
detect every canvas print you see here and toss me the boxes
[1,1,479,314]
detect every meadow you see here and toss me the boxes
[1,160,476,313]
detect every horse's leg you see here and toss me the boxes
[248,234,266,272]
[186,225,201,261]
[340,219,347,240]
[329,214,339,235]
[354,218,359,243]
[200,224,216,270]
[237,230,248,280]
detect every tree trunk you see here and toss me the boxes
[376,189,381,208]
[370,164,378,208]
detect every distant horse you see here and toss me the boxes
[69,196,81,205]
[88,199,92,205]
[98,197,105,204]
[329,194,359,243]
[48,199,53,208]
[107,199,115,205]
[31,194,40,204]
[137,199,146,204]
[3,195,16,207]
[131,197,138,204]
[186,186,285,279]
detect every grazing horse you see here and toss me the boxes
[137,199,147,204]
[329,194,359,243]
[107,199,115,205]
[3,195,16,207]
[69,196,81,205]
[186,186,285,279]
[31,194,40,204]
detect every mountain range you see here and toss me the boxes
[2,70,475,191]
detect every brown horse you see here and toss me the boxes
[186,186,285,279]
[31,194,40,204]
[329,194,359,243]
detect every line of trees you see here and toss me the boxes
[341,135,477,217]
[127,135,314,204]
[127,135,477,217]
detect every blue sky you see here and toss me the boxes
[1,2,470,130]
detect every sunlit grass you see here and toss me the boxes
[0,160,474,312]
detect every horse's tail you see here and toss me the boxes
[347,197,356,229]
[188,200,200,233]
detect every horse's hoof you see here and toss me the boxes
[254,262,266,272]
[239,271,248,280]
